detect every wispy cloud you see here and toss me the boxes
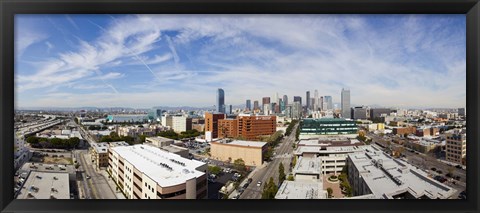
[15,14,466,109]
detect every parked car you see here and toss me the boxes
[455,165,462,169]
[430,167,437,171]
[257,181,262,187]
[247,178,253,184]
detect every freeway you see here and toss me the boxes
[239,123,298,199]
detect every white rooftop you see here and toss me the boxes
[91,142,109,153]
[294,144,371,155]
[111,144,206,187]
[215,140,267,148]
[17,171,70,199]
[275,180,326,199]
[293,156,322,175]
[348,146,456,199]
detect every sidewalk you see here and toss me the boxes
[98,169,126,199]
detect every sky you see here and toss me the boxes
[15,14,466,109]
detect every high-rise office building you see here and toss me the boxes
[314,90,319,111]
[254,101,259,111]
[458,108,466,117]
[306,91,310,109]
[262,97,271,106]
[352,106,368,120]
[283,95,288,105]
[246,100,252,111]
[279,99,285,112]
[320,97,324,111]
[294,96,302,106]
[216,88,225,113]
[324,96,333,110]
[229,105,233,115]
[274,92,279,104]
[341,88,351,119]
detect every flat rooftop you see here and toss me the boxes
[294,144,371,155]
[214,140,267,148]
[146,136,175,143]
[91,142,108,153]
[298,138,362,147]
[293,156,322,175]
[17,171,70,199]
[111,144,206,187]
[109,141,129,147]
[348,146,456,199]
[160,144,189,153]
[275,180,326,199]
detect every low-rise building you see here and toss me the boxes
[275,180,327,199]
[392,126,416,136]
[299,118,358,140]
[91,142,109,168]
[346,145,456,199]
[145,136,174,148]
[445,129,466,165]
[16,171,70,199]
[107,114,148,123]
[293,156,322,180]
[210,140,267,166]
[108,144,208,199]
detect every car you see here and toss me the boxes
[437,170,443,174]
[455,165,462,169]
[430,167,437,171]
[238,188,245,193]
[454,176,461,181]
[243,183,249,189]
[257,181,262,187]
[247,178,253,184]
[86,175,91,179]
[234,194,241,199]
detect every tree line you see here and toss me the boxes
[26,136,80,149]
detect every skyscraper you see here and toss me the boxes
[324,96,333,110]
[293,96,302,106]
[254,101,259,111]
[216,88,225,113]
[262,97,271,106]
[229,105,233,114]
[320,97,324,111]
[246,100,252,111]
[283,95,288,105]
[306,91,310,109]
[314,90,319,111]
[274,92,279,104]
[341,88,351,119]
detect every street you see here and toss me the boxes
[239,123,298,199]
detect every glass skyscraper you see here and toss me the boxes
[341,88,351,119]
[217,88,225,113]
[246,99,251,111]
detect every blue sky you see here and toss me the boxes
[15,15,466,109]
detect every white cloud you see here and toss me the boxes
[16,15,466,109]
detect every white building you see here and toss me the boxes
[346,145,456,199]
[275,180,327,199]
[16,171,70,199]
[108,144,208,199]
[171,116,192,133]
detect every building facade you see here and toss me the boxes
[341,88,351,119]
[205,112,225,140]
[108,144,208,199]
[210,140,267,166]
[445,130,466,165]
[299,118,358,139]
[216,88,225,113]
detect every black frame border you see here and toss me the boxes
[1,0,479,213]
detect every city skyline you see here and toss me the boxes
[15,15,466,109]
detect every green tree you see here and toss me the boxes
[139,135,147,143]
[233,158,246,172]
[278,162,286,184]
[208,165,222,175]
[327,187,333,198]
[26,136,39,144]
[261,177,278,199]
[287,174,294,181]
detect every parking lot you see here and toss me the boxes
[183,140,210,155]
[207,171,235,199]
